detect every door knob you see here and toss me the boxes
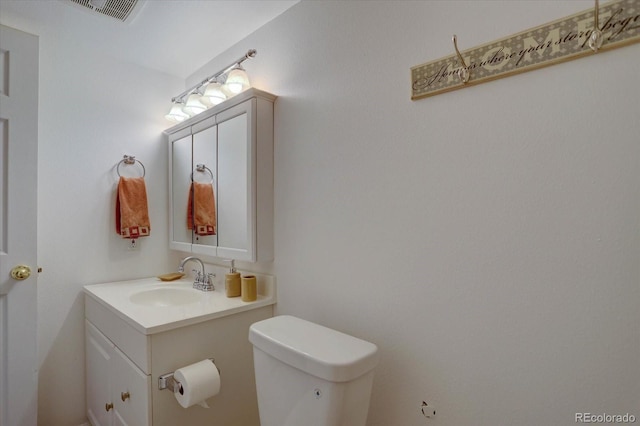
[105,402,114,412]
[10,265,31,280]
[121,391,130,401]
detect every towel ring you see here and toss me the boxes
[117,155,146,178]
[191,164,214,184]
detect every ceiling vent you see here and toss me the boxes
[66,0,146,23]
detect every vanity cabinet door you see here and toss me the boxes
[86,321,114,426]
[113,411,128,426]
[111,345,151,426]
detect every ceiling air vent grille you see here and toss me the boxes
[67,0,145,23]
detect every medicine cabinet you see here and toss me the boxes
[166,88,275,262]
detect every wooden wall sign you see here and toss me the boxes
[411,0,640,100]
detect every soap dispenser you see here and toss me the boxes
[225,260,241,298]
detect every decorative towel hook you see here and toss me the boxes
[589,0,603,52]
[116,155,146,178]
[452,35,470,83]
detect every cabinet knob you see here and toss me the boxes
[121,391,130,402]
[105,402,114,412]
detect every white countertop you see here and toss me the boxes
[84,275,276,335]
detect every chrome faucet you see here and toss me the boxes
[178,256,215,291]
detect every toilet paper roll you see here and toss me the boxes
[174,359,221,409]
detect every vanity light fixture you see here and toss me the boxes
[224,64,250,94]
[165,49,256,123]
[202,80,227,106]
[164,100,189,123]
[183,93,207,116]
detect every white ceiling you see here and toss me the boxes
[0,0,299,79]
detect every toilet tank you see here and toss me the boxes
[249,315,379,426]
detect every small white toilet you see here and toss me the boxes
[249,315,379,426]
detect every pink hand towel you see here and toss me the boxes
[187,182,216,236]
[116,176,150,238]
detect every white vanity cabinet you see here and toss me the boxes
[84,277,276,426]
[167,88,275,262]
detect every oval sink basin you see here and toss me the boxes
[130,287,200,307]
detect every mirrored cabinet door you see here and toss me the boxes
[192,121,218,254]
[170,128,193,252]
[217,101,252,259]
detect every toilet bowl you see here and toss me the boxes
[249,315,378,426]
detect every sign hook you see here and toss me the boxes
[452,35,470,83]
[588,0,603,52]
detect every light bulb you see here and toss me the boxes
[225,64,250,94]
[164,103,188,122]
[183,93,206,116]
[202,81,227,106]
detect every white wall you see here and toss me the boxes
[1,2,182,424]
[190,1,640,425]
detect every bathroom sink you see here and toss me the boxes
[84,276,276,334]
[130,287,201,307]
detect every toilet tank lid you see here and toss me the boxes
[249,315,379,383]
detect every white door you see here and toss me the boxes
[0,25,39,426]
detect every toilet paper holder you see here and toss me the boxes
[158,358,219,392]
